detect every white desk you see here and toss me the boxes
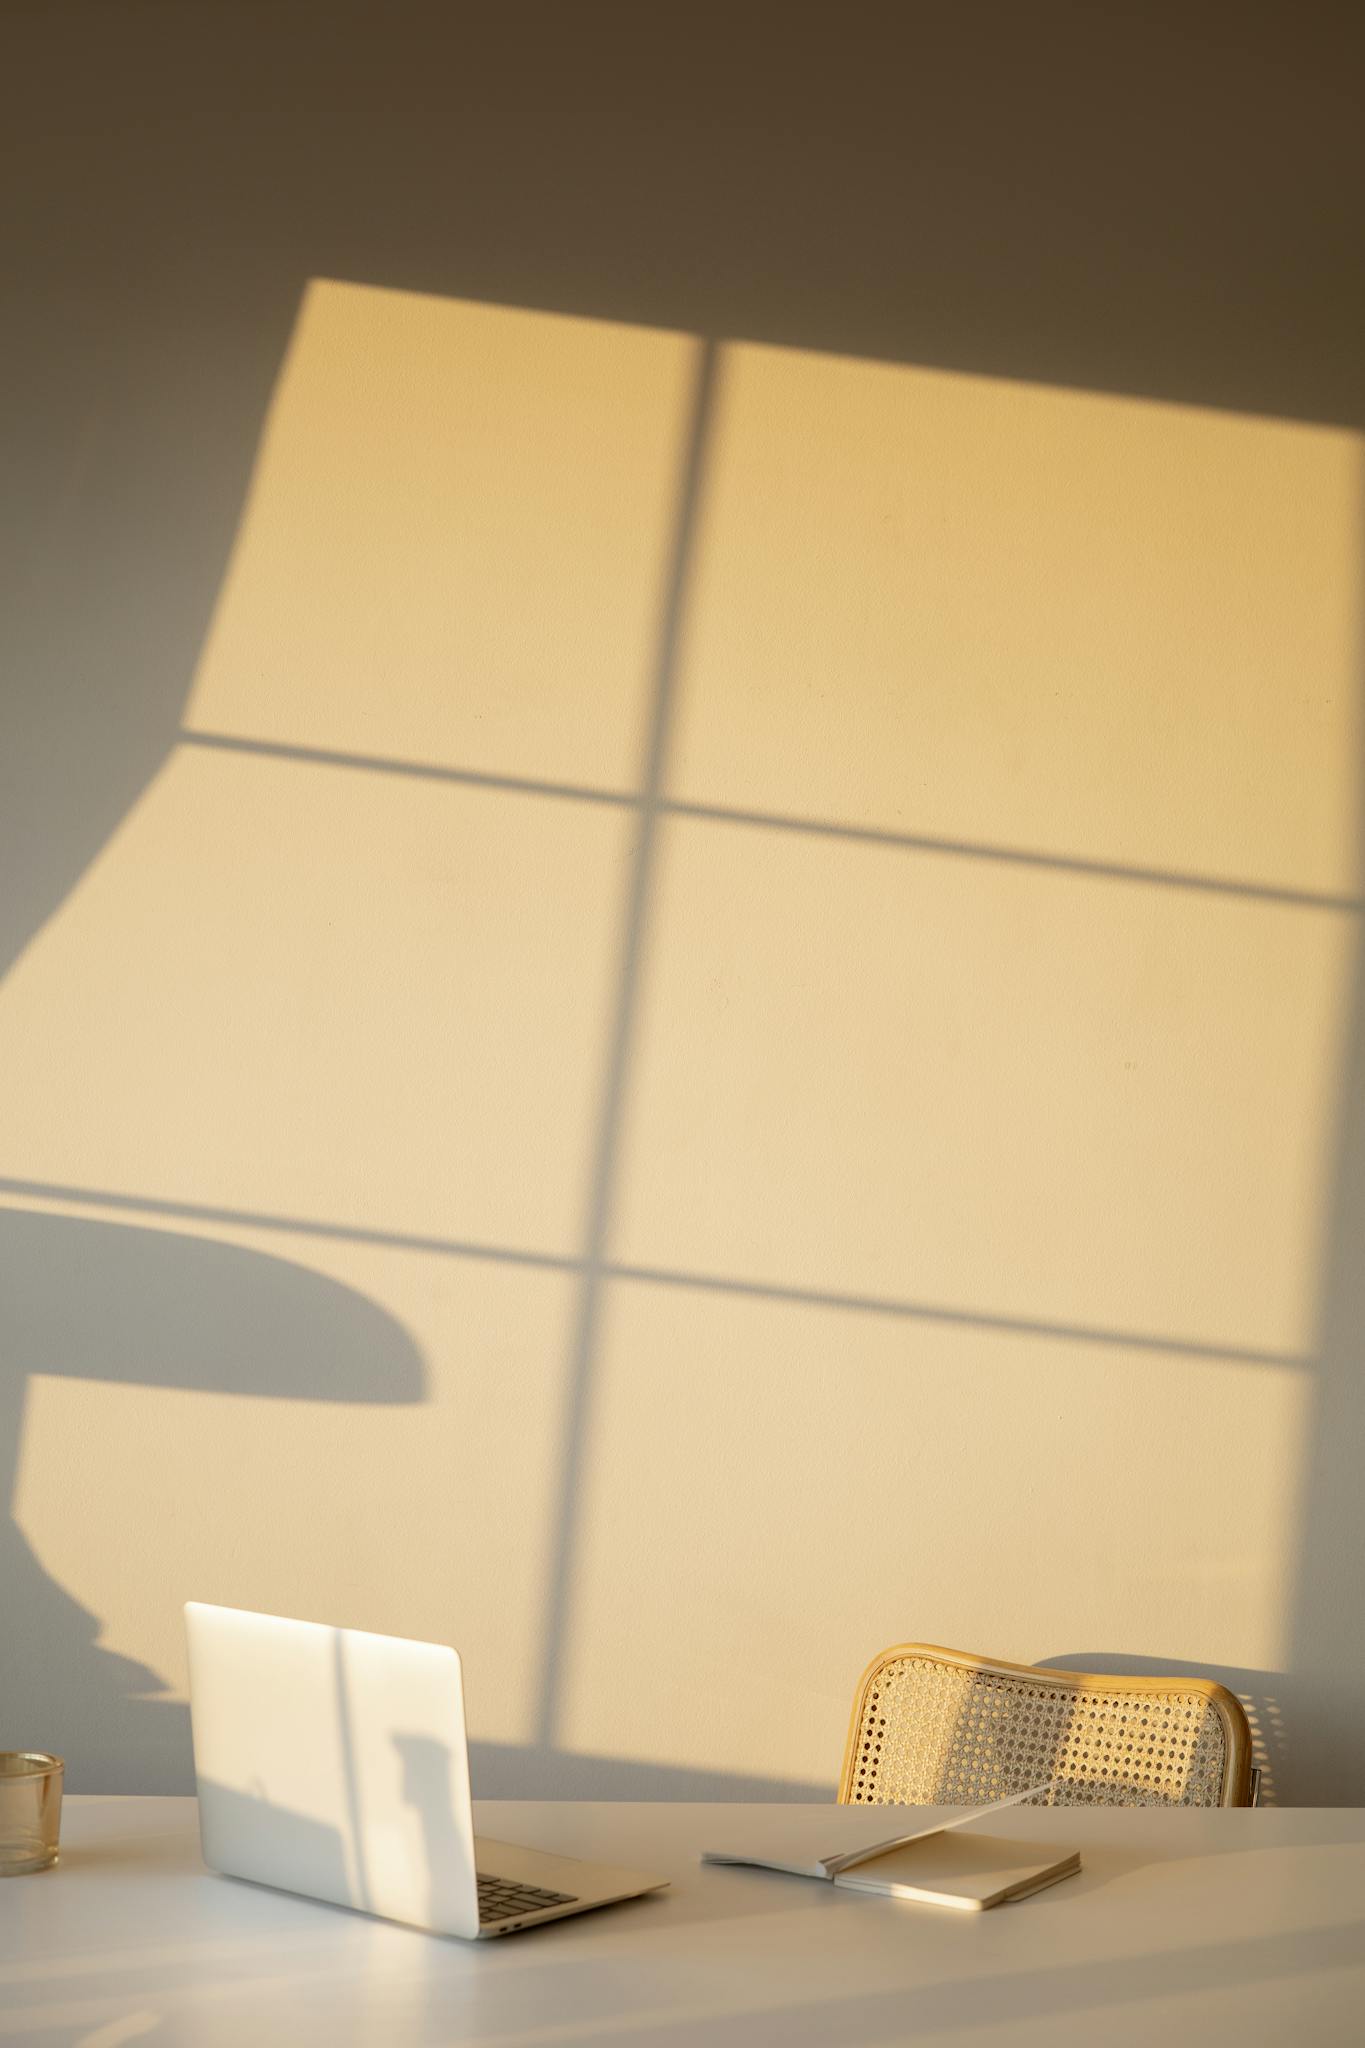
[2,1799,1362,2045]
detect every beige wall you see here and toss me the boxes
[4,4,1364,1803]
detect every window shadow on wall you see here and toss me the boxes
[3,4,1364,1802]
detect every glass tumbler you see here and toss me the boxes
[0,1753,63,1874]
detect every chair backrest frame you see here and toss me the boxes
[839,1642,1254,1808]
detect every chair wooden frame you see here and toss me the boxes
[839,1643,1255,1808]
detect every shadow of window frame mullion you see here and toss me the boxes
[532,336,722,1752]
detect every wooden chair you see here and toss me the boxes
[840,1643,1256,1808]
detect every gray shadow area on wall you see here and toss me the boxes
[0,1208,425,1791]
[4,9,1363,433]
[0,283,304,987]
[1284,467,1365,1810]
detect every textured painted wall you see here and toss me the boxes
[3,4,1363,1804]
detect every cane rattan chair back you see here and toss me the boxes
[840,1644,1254,1808]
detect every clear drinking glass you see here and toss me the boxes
[0,1753,63,1874]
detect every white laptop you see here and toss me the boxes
[184,1602,667,1939]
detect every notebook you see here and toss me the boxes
[701,1784,1079,1910]
[834,1830,1080,1911]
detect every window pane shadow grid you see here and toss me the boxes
[175,726,1364,918]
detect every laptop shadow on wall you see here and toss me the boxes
[1,1207,426,1792]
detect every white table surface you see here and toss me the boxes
[2,1798,1363,2046]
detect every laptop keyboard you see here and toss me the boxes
[477,1871,578,1923]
